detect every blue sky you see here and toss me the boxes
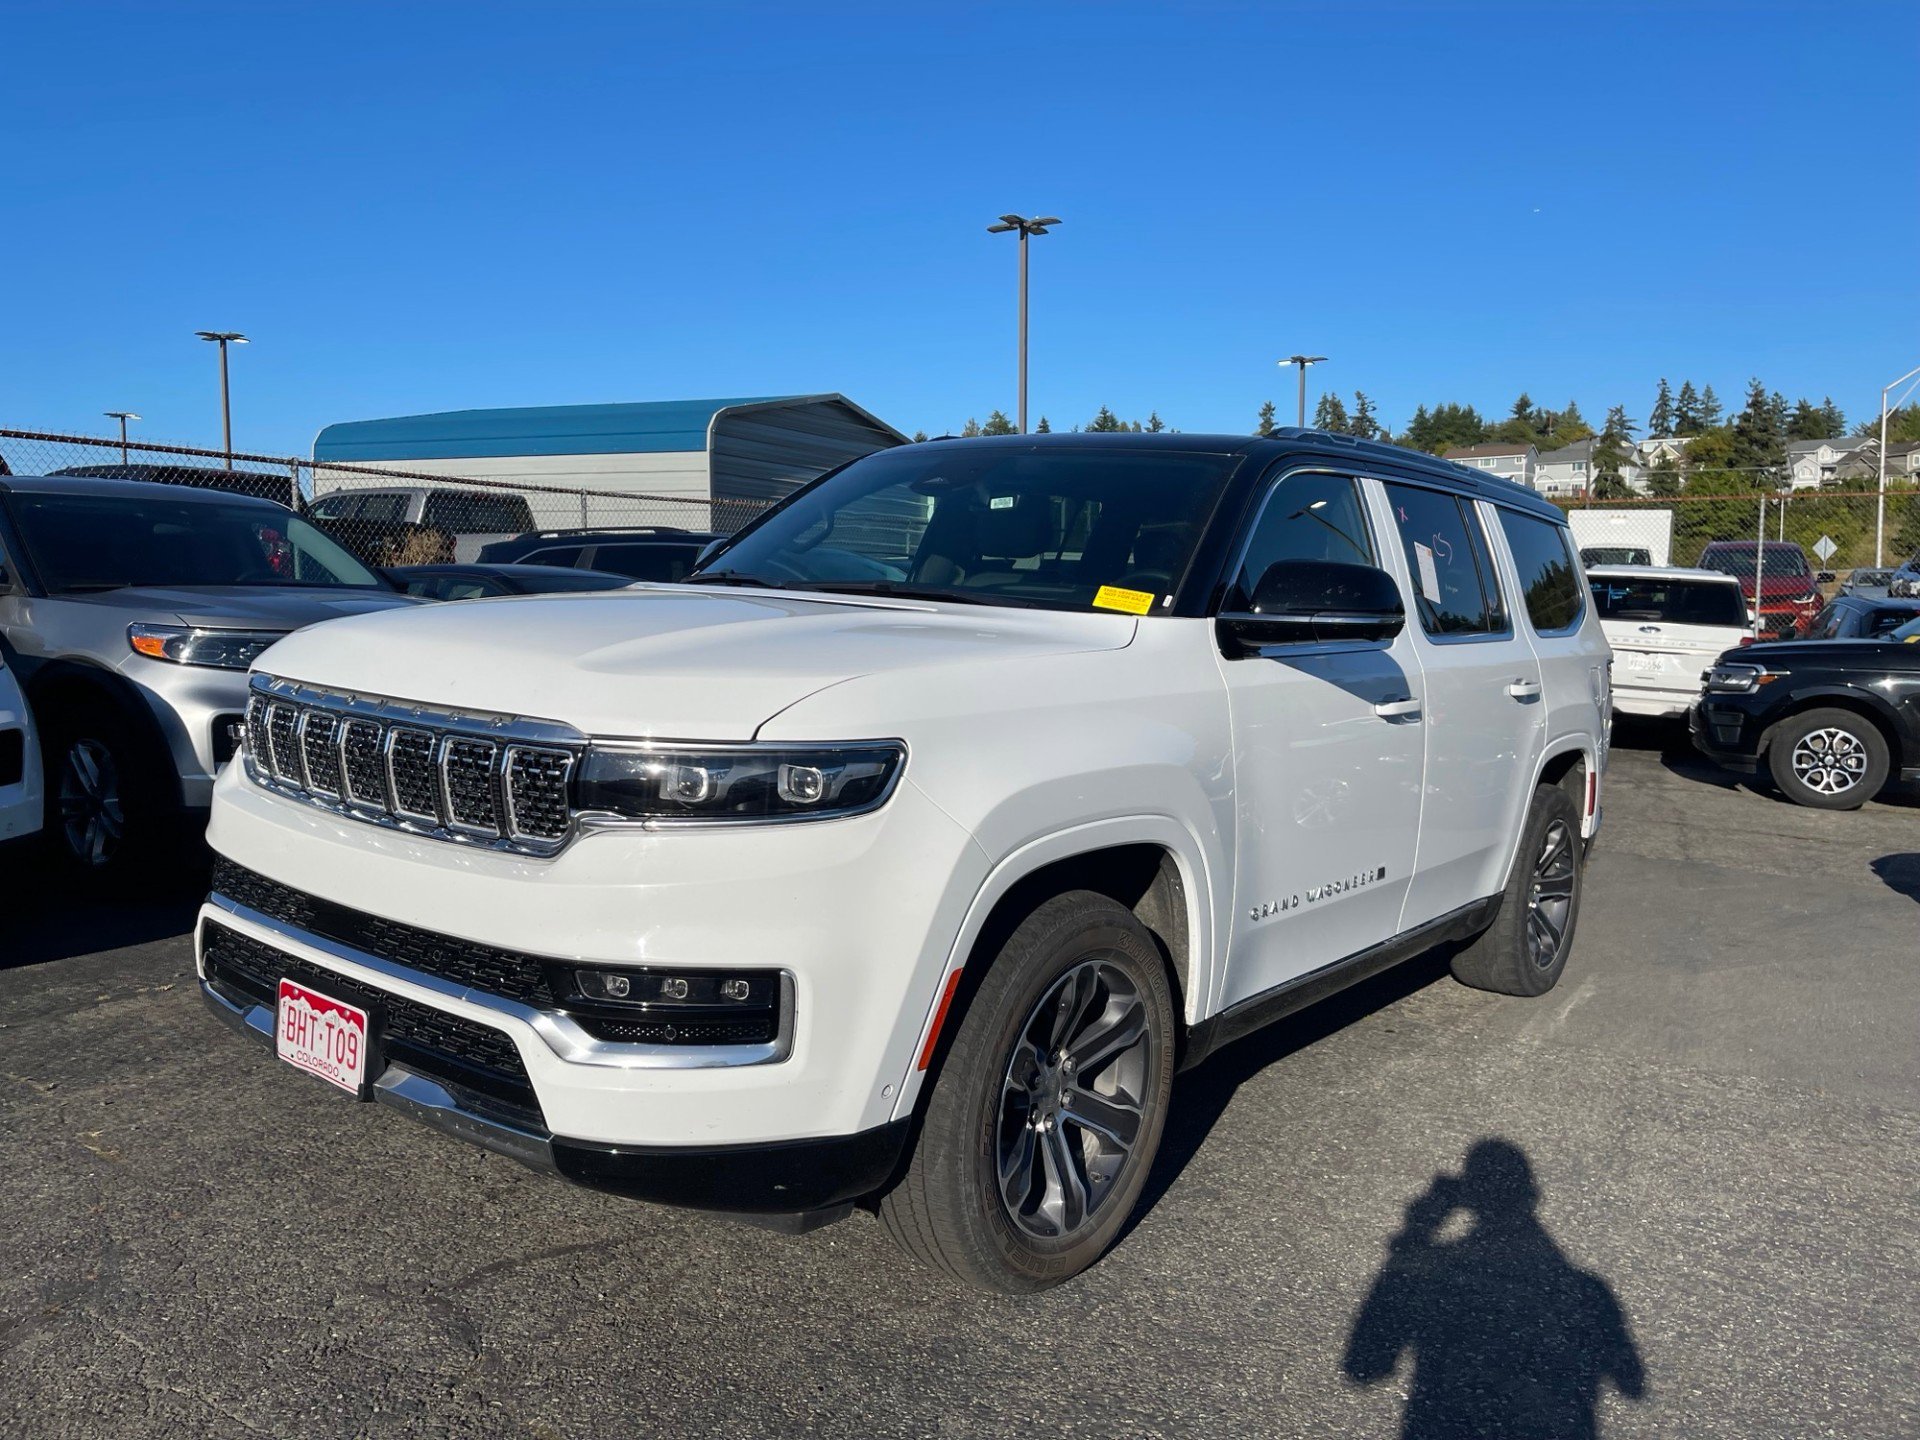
[2,1,1915,455]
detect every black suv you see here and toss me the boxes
[1692,633,1920,808]
[475,527,723,582]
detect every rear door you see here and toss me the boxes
[1380,482,1547,926]
[1591,575,1749,708]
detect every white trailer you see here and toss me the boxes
[1568,508,1673,568]
[311,394,905,533]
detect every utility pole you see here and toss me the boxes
[103,411,140,466]
[1282,355,1328,428]
[195,330,249,468]
[986,215,1061,433]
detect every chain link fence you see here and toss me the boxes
[0,429,779,569]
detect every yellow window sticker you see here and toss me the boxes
[1093,585,1156,616]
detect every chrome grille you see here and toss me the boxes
[242,677,581,855]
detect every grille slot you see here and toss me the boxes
[239,678,580,855]
[201,919,543,1126]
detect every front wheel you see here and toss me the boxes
[1766,707,1889,810]
[42,705,157,873]
[879,891,1177,1293]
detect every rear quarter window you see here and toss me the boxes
[1497,510,1584,634]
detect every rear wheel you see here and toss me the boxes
[1450,783,1584,997]
[879,891,1177,1293]
[1766,707,1889,811]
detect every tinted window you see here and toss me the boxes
[1867,606,1920,637]
[423,492,534,533]
[707,448,1239,613]
[519,546,586,568]
[312,492,409,523]
[1699,543,1811,580]
[1384,484,1506,636]
[1501,510,1584,633]
[588,544,702,582]
[1589,577,1747,626]
[1226,471,1373,609]
[404,575,501,601]
[10,494,385,592]
[1805,605,1849,639]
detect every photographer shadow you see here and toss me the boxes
[1343,1138,1645,1439]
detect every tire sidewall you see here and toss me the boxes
[1501,786,1584,997]
[41,702,151,873]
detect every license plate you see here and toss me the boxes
[1623,652,1664,673]
[276,978,370,1096]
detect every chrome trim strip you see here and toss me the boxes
[249,673,587,748]
[198,979,558,1175]
[205,893,797,1070]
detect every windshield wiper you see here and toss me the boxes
[788,581,1046,609]
[681,570,782,588]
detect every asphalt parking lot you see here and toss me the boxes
[2,724,1916,1440]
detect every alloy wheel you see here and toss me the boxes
[1525,819,1576,969]
[58,738,125,867]
[996,960,1154,1241]
[1790,726,1867,797]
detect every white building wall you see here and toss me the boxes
[311,450,715,530]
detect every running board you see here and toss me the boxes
[1180,895,1502,1070]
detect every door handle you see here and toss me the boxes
[1373,697,1422,721]
[1506,679,1542,700]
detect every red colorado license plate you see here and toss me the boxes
[276,978,370,1096]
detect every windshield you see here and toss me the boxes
[697,446,1238,612]
[1699,543,1810,580]
[1590,577,1747,626]
[10,492,387,593]
[1892,617,1920,643]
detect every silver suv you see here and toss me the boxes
[0,476,419,869]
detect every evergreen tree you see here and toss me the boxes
[1674,381,1702,435]
[1729,378,1785,486]
[1767,390,1790,439]
[959,417,982,438]
[1786,399,1826,441]
[1087,406,1124,432]
[1544,400,1594,450]
[1648,378,1675,438]
[1145,412,1166,433]
[1255,400,1278,438]
[1035,416,1052,433]
[1818,397,1846,437]
[1313,392,1350,432]
[1700,384,1724,428]
[1351,392,1379,441]
[981,409,1017,436]
[1129,420,1142,433]
[1644,456,1683,498]
[910,430,928,444]
[1591,405,1639,498]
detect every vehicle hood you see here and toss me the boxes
[252,585,1140,739]
[1734,638,1920,672]
[55,585,421,630]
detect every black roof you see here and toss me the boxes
[912,430,1566,522]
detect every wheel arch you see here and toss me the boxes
[23,659,184,811]
[1758,687,1902,763]
[1493,736,1598,892]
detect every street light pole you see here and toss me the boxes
[195,330,249,468]
[1282,355,1328,428]
[1875,362,1920,566]
[103,411,140,466]
[987,214,1060,433]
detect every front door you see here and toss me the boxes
[1215,468,1427,1011]
[1379,483,1546,928]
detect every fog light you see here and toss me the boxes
[777,763,826,805]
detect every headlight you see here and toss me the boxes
[128,624,285,670]
[574,741,906,824]
[1704,662,1783,695]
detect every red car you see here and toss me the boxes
[1696,540,1824,637]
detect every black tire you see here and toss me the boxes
[1450,783,1584,997]
[40,701,161,874]
[1765,707,1889,811]
[879,890,1178,1293]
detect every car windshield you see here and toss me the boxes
[1699,543,1810,580]
[1892,617,1920,643]
[1590,576,1747,626]
[1582,547,1648,566]
[695,446,1239,613]
[9,492,386,592]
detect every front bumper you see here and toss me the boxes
[199,973,909,1215]
[1689,698,1765,772]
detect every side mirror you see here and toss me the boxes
[694,538,727,570]
[1816,570,1835,585]
[1216,560,1406,657]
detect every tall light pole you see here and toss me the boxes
[1875,362,1920,566]
[1282,354,1327,427]
[986,214,1060,434]
[195,330,248,468]
[103,411,140,466]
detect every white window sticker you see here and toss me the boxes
[1414,542,1441,603]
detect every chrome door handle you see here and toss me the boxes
[1373,697,1422,721]
[1507,679,1542,700]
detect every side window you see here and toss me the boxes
[1806,606,1844,640]
[1383,483,1508,637]
[1496,509,1584,634]
[521,546,585,568]
[1226,470,1374,609]
[589,545,697,581]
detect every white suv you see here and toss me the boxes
[1588,565,1752,719]
[199,433,1610,1291]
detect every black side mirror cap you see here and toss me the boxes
[1815,570,1836,585]
[1216,559,1407,656]
[694,538,727,571]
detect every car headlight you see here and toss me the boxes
[128,624,286,670]
[1704,662,1783,695]
[574,741,907,824]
